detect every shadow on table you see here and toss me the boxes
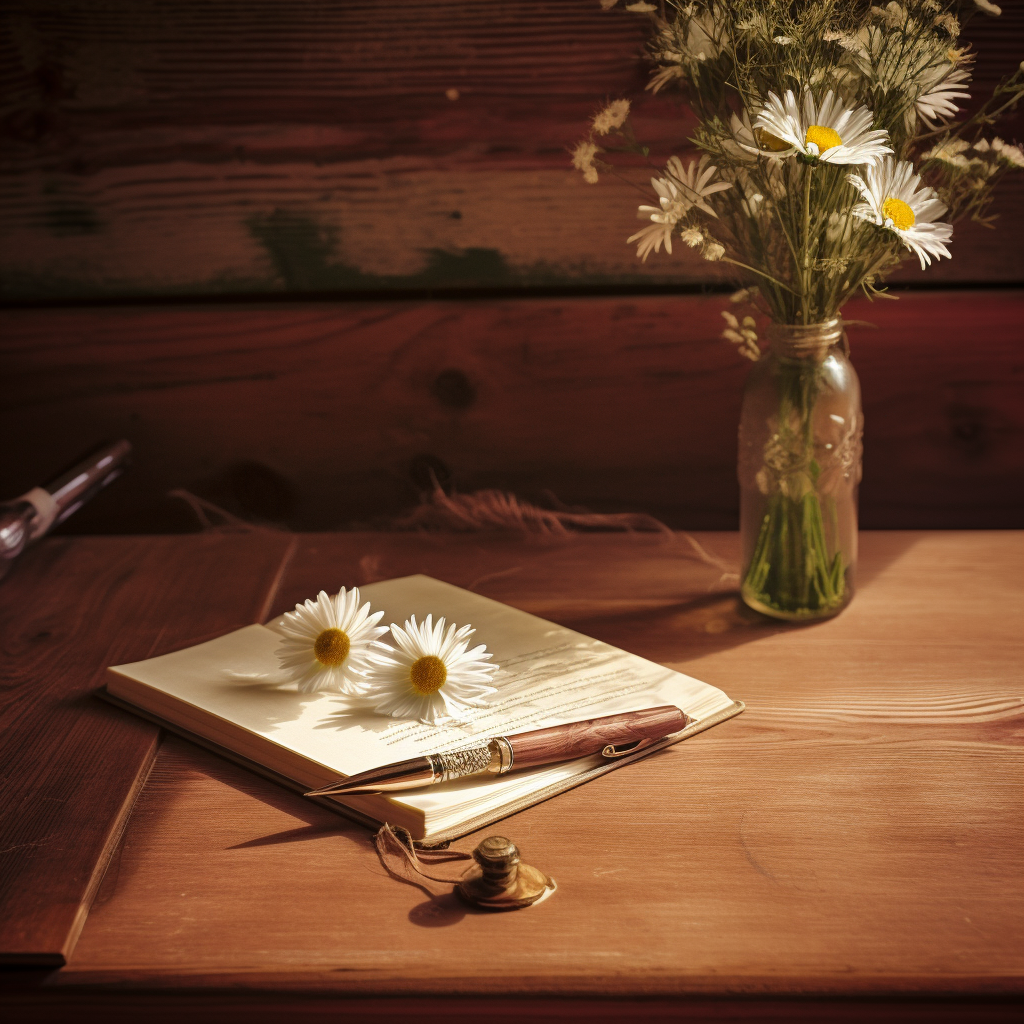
[547,531,923,663]
[92,736,376,894]
[407,890,485,928]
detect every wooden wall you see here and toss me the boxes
[1,1,1022,532]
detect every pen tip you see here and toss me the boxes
[305,783,380,797]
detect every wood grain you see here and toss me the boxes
[6,529,1013,1011]
[1,1,1021,300]
[1,291,1021,533]
[0,532,294,965]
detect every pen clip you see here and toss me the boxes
[601,737,659,759]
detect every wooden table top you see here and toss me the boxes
[2,530,1022,1020]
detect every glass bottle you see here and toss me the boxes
[738,319,862,620]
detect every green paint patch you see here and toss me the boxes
[416,247,514,286]
[246,208,519,290]
[1,205,710,302]
[246,209,342,290]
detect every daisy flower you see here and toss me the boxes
[363,614,498,725]
[723,110,784,164]
[275,587,391,694]
[724,167,767,217]
[647,63,684,93]
[681,10,721,62]
[847,157,953,269]
[754,90,892,165]
[626,220,675,262]
[663,154,732,215]
[823,28,867,56]
[915,66,971,130]
[626,155,731,261]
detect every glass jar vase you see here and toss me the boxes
[738,319,862,620]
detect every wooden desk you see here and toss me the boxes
[2,531,1022,1021]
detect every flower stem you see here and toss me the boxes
[741,357,847,618]
[801,164,813,323]
[720,256,800,295]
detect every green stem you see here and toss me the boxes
[801,164,813,324]
[741,357,848,618]
[719,256,800,295]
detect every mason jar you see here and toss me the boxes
[738,319,863,620]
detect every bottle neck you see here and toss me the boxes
[768,319,845,360]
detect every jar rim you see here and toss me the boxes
[768,318,845,357]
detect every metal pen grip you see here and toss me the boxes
[47,439,132,525]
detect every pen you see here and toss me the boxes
[304,705,690,796]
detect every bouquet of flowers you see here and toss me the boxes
[575,0,1023,619]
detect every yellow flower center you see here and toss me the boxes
[756,127,791,152]
[313,628,350,667]
[882,196,916,231]
[410,655,447,695]
[805,125,842,154]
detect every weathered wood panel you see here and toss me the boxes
[1,1,1021,300]
[9,531,1019,1010]
[0,533,294,965]
[1,291,1021,531]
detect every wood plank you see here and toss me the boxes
[1,1,1021,300]
[25,531,1022,1002]
[1,994,1021,1024]
[1,291,1021,533]
[0,532,294,965]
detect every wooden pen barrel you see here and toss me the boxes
[505,705,689,770]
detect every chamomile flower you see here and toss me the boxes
[680,226,704,247]
[572,140,600,184]
[627,155,731,260]
[276,588,390,694]
[363,615,498,725]
[991,137,1024,168]
[592,99,631,135]
[922,136,971,169]
[753,90,892,165]
[702,241,726,261]
[847,157,953,269]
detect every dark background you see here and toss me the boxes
[2,0,1022,532]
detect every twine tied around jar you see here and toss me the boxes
[768,318,849,359]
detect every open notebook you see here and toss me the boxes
[105,575,743,842]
